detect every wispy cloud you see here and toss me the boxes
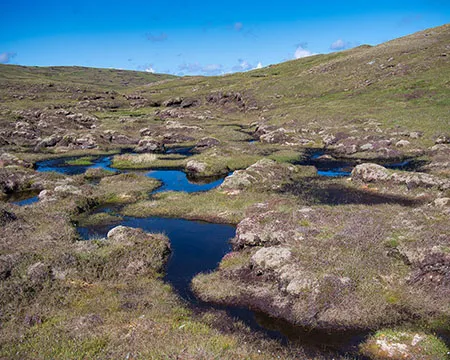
[0,52,17,64]
[231,59,263,72]
[178,62,224,76]
[330,39,352,51]
[137,63,156,73]
[146,32,168,42]
[201,63,224,75]
[294,45,316,59]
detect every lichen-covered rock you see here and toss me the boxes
[352,163,450,190]
[395,139,410,147]
[251,247,292,270]
[0,153,32,168]
[433,197,450,207]
[195,137,220,150]
[233,212,295,248]
[259,128,291,144]
[35,134,62,150]
[134,137,165,153]
[360,330,449,360]
[186,160,207,173]
[162,97,183,107]
[103,226,171,275]
[220,158,312,192]
[54,185,82,196]
[107,225,133,243]
[351,163,390,182]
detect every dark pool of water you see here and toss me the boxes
[79,216,235,302]
[148,170,226,194]
[298,149,425,178]
[35,147,195,175]
[7,190,40,206]
[35,151,226,193]
[35,155,118,175]
[165,146,194,156]
[281,178,424,207]
[78,214,364,356]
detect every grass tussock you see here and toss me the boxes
[122,189,279,224]
[112,153,186,169]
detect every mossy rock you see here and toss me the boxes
[360,329,449,360]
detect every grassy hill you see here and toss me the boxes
[0,64,176,89]
[1,24,449,148]
[132,23,449,143]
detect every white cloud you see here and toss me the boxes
[232,59,262,72]
[137,63,156,73]
[0,52,17,64]
[330,39,351,51]
[178,62,224,76]
[239,59,252,71]
[294,46,316,59]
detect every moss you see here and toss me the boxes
[122,189,278,224]
[75,212,123,227]
[219,251,252,271]
[191,272,243,302]
[84,167,117,180]
[186,149,263,177]
[97,173,160,204]
[112,153,187,170]
[65,156,96,166]
[360,329,449,360]
[268,149,304,163]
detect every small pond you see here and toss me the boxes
[298,149,424,177]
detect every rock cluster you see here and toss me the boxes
[351,163,450,190]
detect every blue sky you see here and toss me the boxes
[1,0,449,75]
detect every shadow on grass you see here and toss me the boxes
[280,177,425,207]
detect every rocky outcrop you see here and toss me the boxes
[105,226,171,274]
[206,92,246,110]
[35,134,62,150]
[219,159,313,192]
[0,168,37,195]
[134,137,165,153]
[103,130,138,145]
[194,199,450,330]
[352,163,450,190]
[162,97,183,107]
[360,331,449,360]
[351,163,390,182]
[194,137,220,151]
[186,160,207,174]
[258,128,313,146]
[0,153,32,168]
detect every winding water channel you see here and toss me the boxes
[9,149,428,356]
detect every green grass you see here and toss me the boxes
[112,153,186,170]
[122,189,280,224]
[360,329,449,360]
[65,156,96,166]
